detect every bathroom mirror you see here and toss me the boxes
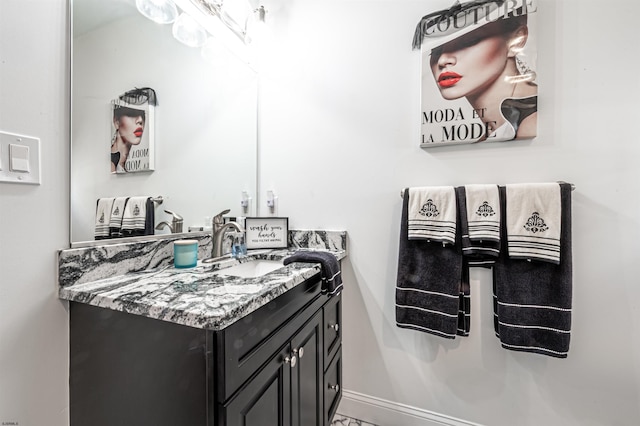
[70,0,258,245]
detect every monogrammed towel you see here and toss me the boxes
[494,183,573,358]
[109,197,129,238]
[456,186,501,267]
[95,198,115,240]
[396,189,466,339]
[506,183,561,264]
[407,186,457,245]
[121,196,154,237]
[465,184,501,241]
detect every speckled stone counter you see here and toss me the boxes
[58,230,347,331]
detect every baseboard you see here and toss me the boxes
[337,389,484,426]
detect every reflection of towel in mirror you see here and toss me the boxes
[95,198,115,240]
[283,251,342,295]
[493,183,573,358]
[506,183,561,264]
[109,197,129,238]
[396,188,466,339]
[121,196,154,237]
[407,186,456,245]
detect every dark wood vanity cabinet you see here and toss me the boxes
[69,273,342,426]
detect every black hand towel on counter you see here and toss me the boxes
[493,183,573,358]
[395,188,466,339]
[283,251,343,295]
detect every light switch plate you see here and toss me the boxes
[0,131,41,184]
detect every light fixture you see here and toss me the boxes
[135,0,179,24]
[172,12,208,47]
[136,0,266,66]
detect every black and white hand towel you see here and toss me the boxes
[283,250,343,295]
[493,182,573,358]
[506,183,561,264]
[109,197,129,238]
[396,188,466,339]
[95,198,115,240]
[456,186,501,267]
[465,184,501,242]
[121,196,154,237]
[407,186,456,245]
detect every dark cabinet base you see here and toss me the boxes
[70,303,211,426]
[69,274,342,426]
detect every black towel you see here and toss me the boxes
[395,188,467,339]
[283,251,343,295]
[493,183,573,358]
[457,263,471,337]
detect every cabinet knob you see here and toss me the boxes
[329,383,340,393]
[284,355,297,368]
[293,347,304,359]
[328,323,339,332]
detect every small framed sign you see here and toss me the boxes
[245,217,289,249]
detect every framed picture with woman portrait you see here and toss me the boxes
[110,88,156,173]
[415,0,538,147]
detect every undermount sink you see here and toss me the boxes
[215,259,284,278]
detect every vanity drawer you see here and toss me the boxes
[216,273,323,402]
[323,346,342,426]
[323,292,342,366]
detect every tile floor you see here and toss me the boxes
[331,413,379,426]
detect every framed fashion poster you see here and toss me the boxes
[110,87,156,173]
[415,0,538,148]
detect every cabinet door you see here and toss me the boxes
[291,310,324,426]
[223,345,292,426]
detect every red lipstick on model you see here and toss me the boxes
[134,128,144,138]
[438,71,462,88]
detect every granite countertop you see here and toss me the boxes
[58,230,347,331]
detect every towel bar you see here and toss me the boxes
[151,196,163,205]
[399,182,575,198]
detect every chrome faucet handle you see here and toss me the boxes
[212,209,231,227]
[161,210,183,233]
[164,209,183,221]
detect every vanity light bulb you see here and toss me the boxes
[172,13,208,47]
[135,0,179,24]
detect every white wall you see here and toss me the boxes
[258,0,640,425]
[0,1,70,425]
[2,0,640,425]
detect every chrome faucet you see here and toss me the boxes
[211,209,243,259]
[155,209,184,233]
